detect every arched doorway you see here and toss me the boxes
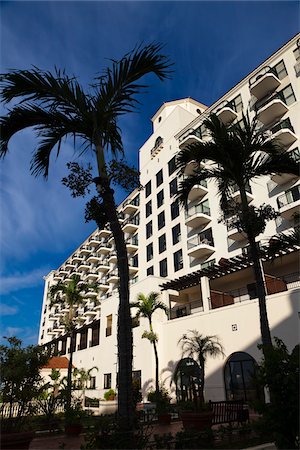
[224,352,261,402]
[174,357,202,402]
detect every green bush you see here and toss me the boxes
[104,388,116,401]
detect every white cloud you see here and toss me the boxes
[1,326,38,346]
[0,267,50,295]
[0,304,18,316]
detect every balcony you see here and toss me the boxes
[88,236,101,247]
[249,67,281,100]
[227,219,247,241]
[129,258,139,274]
[277,185,300,219]
[188,180,208,201]
[265,118,297,148]
[97,260,110,272]
[122,216,140,234]
[72,253,83,262]
[183,159,206,176]
[187,234,215,258]
[58,268,68,275]
[98,228,111,239]
[255,93,288,125]
[86,271,99,281]
[169,300,203,320]
[99,278,109,290]
[151,136,164,159]
[87,253,101,263]
[48,314,56,321]
[108,252,117,264]
[80,245,92,255]
[232,184,254,204]
[65,260,75,270]
[126,236,138,253]
[209,290,234,310]
[78,262,91,272]
[98,241,112,254]
[215,101,238,125]
[47,328,56,335]
[108,270,119,284]
[123,199,139,215]
[53,272,63,281]
[185,203,211,228]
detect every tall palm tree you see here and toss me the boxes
[0,44,171,427]
[49,274,99,413]
[131,292,168,394]
[176,113,299,357]
[178,330,224,403]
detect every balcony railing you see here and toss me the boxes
[169,300,203,320]
[255,91,285,112]
[187,234,214,249]
[277,185,300,209]
[185,203,211,219]
[269,118,294,135]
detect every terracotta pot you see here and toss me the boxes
[158,413,171,425]
[180,410,213,431]
[65,423,83,435]
[0,431,35,450]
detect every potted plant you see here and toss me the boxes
[148,388,172,425]
[177,331,225,431]
[104,389,116,401]
[0,337,50,449]
[64,403,85,435]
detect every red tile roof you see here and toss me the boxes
[42,356,74,369]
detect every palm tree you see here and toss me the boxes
[48,274,99,413]
[0,44,171,427]
[73,366,98,407]
[176,113,299,357]
[131,292,168,394]
[178,330,224,403]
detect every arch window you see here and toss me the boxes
[224,352,261,402]
[174,357,202,402]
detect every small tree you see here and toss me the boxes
[131,292,168,395]
[178,330,224,405]
[0,337,50,431]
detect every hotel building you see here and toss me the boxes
[38,34,300,402]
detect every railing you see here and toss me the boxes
[277,185,300,208]
[185,203,210,218]
[126,235,139,246]
[214,99,237,114]
[289,148,300,163]
[151,137,164,156]
[0,401,65,419]
[255,91,285,112]
[269,117,294,135]
[123,215,140,226]
[169,300,203,319]
[187,234,214,249]
[249,65,277,86]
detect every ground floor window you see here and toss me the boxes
[224,352,261,402]
[174,357,202,402]
[104,373,111,389]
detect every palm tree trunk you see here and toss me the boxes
[199,355,205,405]
[149,320,159,394]
[66,330,74,412]
[95,144,133,430]
[239,187,273,351]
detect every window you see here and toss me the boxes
[169,178,177,197]
[158,211,165,230]
[293,47,300,61]
[79,329,88,350]
[281,84,296,106]
[132,370,142,389]
[131,195,140,206]
[159,258,168,277]
[146,243,153,261]
[174,249,183,272]
[157,190,164,208]
[89,376,96,389]
[104,373,111,389]
[158,234,166,253]
[145,181,151,198]
[91,322,100,347]
[201,259,216,270]
[146,200,152,218]
[171,200,180,220]
[168,156,176,176]
[230,94,243,113]
[147,266,154,276]
[273,60,288,80]
[146,221,153,239]
[156,169,163,187]
[60,339,67,355]
[106,314,112,337]
[172,223,181,245]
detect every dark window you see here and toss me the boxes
[168,156,176,176]
[158,234,166,254]
[172,223,181,245]
[147,266,154,276]
[156,169,163,187]
[132,370,142,390]
[146,221,153,239]
[104,373,112,389]
[79,329,88,350]
[174,249,183,272]
[60,339,67,355]
[91,322,100,347]
[145,181,151,198]
[131,195,140,206]
[201,259,216,270]
[158,211,165,230]
[171,200,180,220]
[146,243,153,261]
[273,60,288,80]
[230,94,243,113]
[159,258,168,277]
[146,200,152,218]
[281,84,296,106]
[106,314,112,337]
[169,178,178,197]
[157,190,164,208]
[90,376,96,389]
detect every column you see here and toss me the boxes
[200,276,211,312]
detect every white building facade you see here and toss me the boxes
[39,34,300,403]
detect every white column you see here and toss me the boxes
[200,276,211,312]
[87,327,93,348]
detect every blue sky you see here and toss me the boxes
[0,1,298,345]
